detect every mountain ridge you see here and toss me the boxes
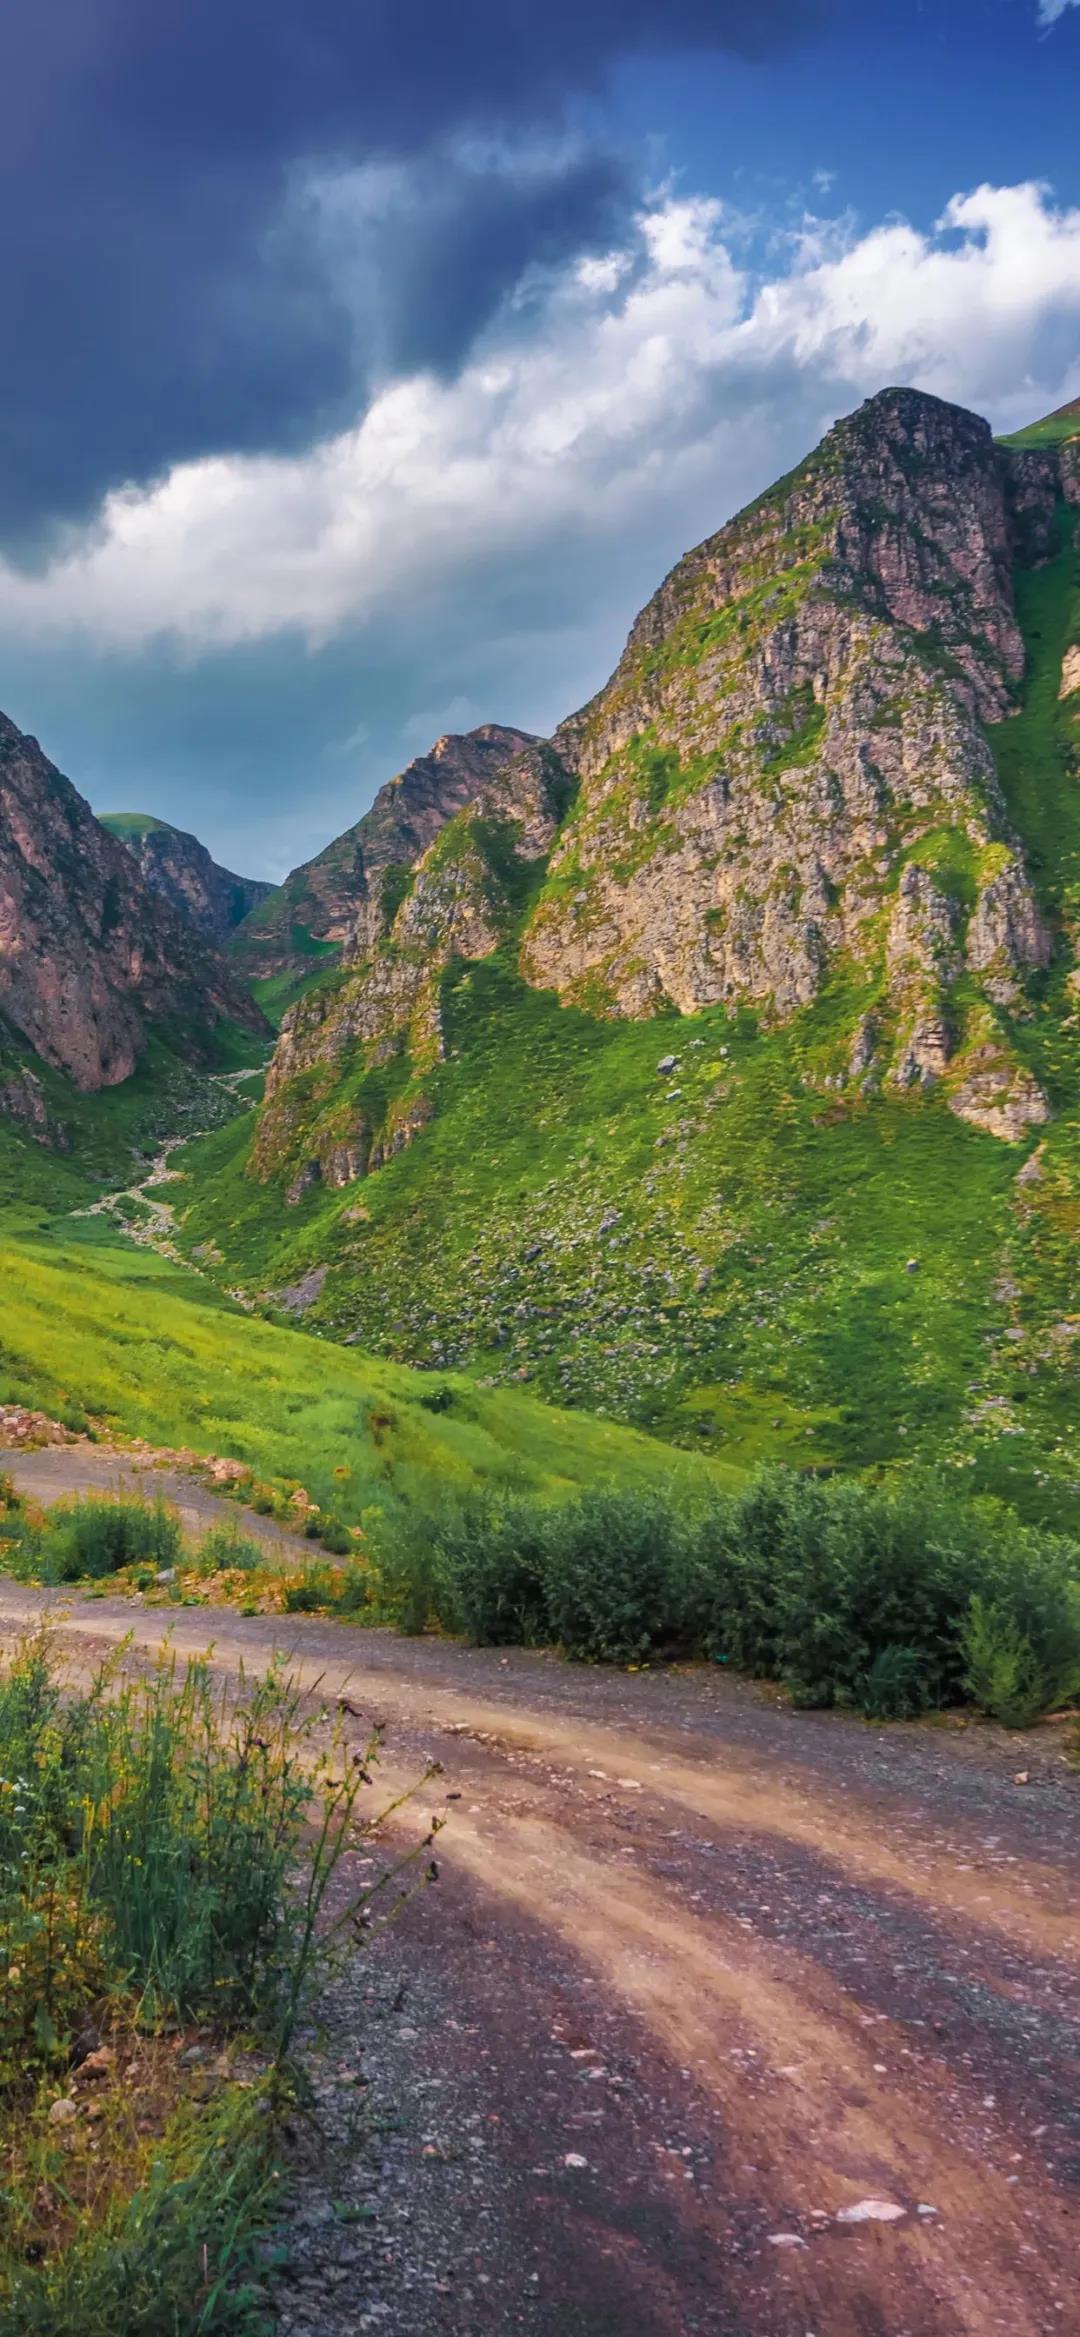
[100,813,274,944]
[0,713,267,1099]
[231,722,542,983]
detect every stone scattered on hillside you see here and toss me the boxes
[0,1405,81,1448]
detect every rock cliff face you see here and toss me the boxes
[521,390,1067,1136]
[233,724,539,976]
[252,740,566,1188]
[0,712,266,1092]
[100,815,273,944]
[252,387,1079,1192]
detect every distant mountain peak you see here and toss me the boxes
[0,716,266,1092]
[232,722,541,976]
[100,812,273,945]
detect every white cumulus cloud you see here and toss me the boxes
[0,180,1078,657]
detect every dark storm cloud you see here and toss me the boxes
[0,0,821,546]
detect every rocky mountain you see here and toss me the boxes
[0,711,266,1093]
[231,724,540,980]
[100,814,274,944]
[175,386,1080,1503]
[252,736,568,1188]
[519,390,1080,1139]
[251,387,1080,1184]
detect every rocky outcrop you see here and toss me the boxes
[0,1051,70,1148]
[0,711,266,1091]
[949,1046,1051,1142]
[101,815,273,944]
[233,723,540,976]
[965,860,1050,1005]
[251,740,566,1188]
[523,392,1056,1040]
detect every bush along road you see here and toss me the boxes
[0,1569,1076,2337]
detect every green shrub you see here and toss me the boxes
[318,1516,352,1556]
[327,1562,369,1615]
[369,1512,449,1635]
[691,1470,1074,1716]
[859,1644,927,1721]
[369,1465,1080,1716]
[424,1491,551,1645]
[538,1489,688,1663]
[0,1484,47,1581]
[197,1519,262,1573]
[0,1633,387,2333]
[282,1567,335,1613]
[43,1495,182,1582]
[961,1587,1080,1727]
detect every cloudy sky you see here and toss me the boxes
[1,2,1079,879]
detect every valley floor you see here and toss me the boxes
[1,1512,1076,2337]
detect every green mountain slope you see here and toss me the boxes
[163,391,1080,1525]
[999,394,1080,449]
[0,1088,726,1525]
[230,724,540,977]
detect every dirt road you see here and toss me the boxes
[1,1456,1078,2335]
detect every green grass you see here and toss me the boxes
[998,402,1080,449]
[171,951,1056,1499]
[987,521,1080,929]
[0,1120,728,1527]
[249,962,333,1030]
[98,812,171,840]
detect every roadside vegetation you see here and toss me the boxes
[0,1626,418,2334]
[4,1475,1079,1732]
[374,1470,1080,1728]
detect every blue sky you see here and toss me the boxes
[0,0,1078,879]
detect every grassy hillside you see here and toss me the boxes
[0,1220,724,1520]
[246,938,341,1029]
[998,398,1080,449]
[98,811,170,839]
[172,970,1043,1483]
[0,1058,728,1528]
[164,519,1080,1528]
